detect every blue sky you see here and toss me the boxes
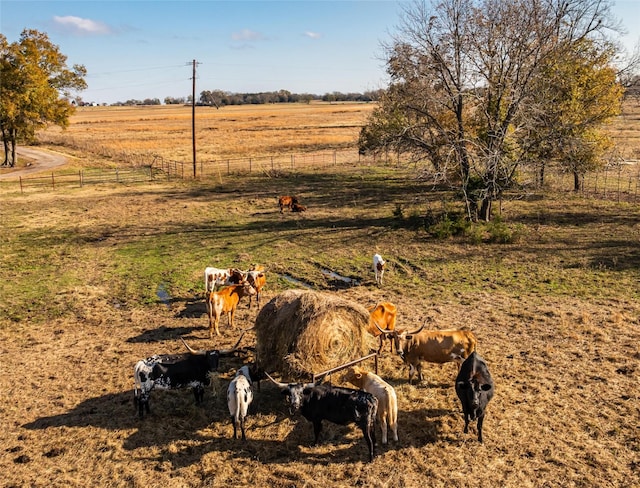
[2,0,639,105]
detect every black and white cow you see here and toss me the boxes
[455,351,495,443]
[265,373,378,462]
[133,333,246,418]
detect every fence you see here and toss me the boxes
[518,161,640,203]
[4,148,640,205]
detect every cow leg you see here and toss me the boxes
[240,415,246,441]
[360,420,375,462]
[477,414,485,443]
[231,416,238,439]
[380,415,388,445]
[312,420,323,445]
[463,411,471,434]
[193,385,204,404]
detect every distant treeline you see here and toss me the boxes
[101,89,385,107]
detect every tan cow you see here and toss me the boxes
[245,264,266,309]
[207,282,256,337]
[367,302,397,353]
[376,322,477,383]
[344,367,398,444]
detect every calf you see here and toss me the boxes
[291,202,307,212]
[344,367,398,444]
[375,322,477,383]
[245,264,266,309]
[133,333,246,418]
[278,195,299,213]
[367,301,397,353]
[266,373,378,462]
[207,281,256,337]
[455,352,495,443]
[227,365,254,440]
[373,253,385,286]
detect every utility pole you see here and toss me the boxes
[191,59,197,178]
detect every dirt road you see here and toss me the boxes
[0,147,68,180]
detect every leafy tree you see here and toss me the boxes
[520,39,623,190]
[0,30,86,166]
[360,0,627,220]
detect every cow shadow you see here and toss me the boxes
[125,324,208,344]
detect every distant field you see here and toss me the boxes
[37,102,375,168]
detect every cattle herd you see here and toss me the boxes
[132,253,495,462]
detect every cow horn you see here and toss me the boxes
[407,322,426,335]
[373,319,392,335]
[181,336,205,355]
[218,331,247,356]
[264,372,289,389]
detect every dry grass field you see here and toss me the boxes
[36,102,374,167]
[0,101,639,488]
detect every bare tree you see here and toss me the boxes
[361,0,628,220]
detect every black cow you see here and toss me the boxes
[455,351,495,442]
[133,332,246,418]
[266,373,378,462]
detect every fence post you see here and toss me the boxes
[51,172,55,190]
[116,168,120,183]
[79,170,83,187]
[227,159,230,175]
[19,176,23,194]
[271,156,274,171]
[249,158,252,173]
[291,154,294,169]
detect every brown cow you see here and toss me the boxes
[207,282,256,337]
[278,195,299,213]
[367,302,397,353]
[376,322,477,383]
[291,202,307,212]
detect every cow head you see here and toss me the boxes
[374,322,425,360]
[456,374,493,418]
[343,367,364,387]
[265,372,316,413]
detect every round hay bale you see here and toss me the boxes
[255,289,375,380]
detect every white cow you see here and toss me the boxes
[373,253,386,286]
[344,366,398,444]
[227,365,254,440]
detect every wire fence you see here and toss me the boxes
[3,148,640,205]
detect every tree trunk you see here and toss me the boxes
[539,161,546,187]
[573,170,582,191]
[479,197,492,222]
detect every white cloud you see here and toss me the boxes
[231,29,267,42]
[304,31,322,39]
[53,15,112,35]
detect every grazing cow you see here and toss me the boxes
[245,264,266,309]
[278,195,299,213]
[227,365,254,440]
[455,352,495,443]
[204,267,245,293]
[133,333,246,418]
[344,367,398,444]
[207,281,257,337]
[291,202,307,212]
[373,254,385,286]
[266,373,378,462]
[367,301,397,353]
[375,322,477,383]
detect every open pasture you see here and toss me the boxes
[1,101,639,487]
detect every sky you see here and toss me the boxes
[2,0,640,105]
